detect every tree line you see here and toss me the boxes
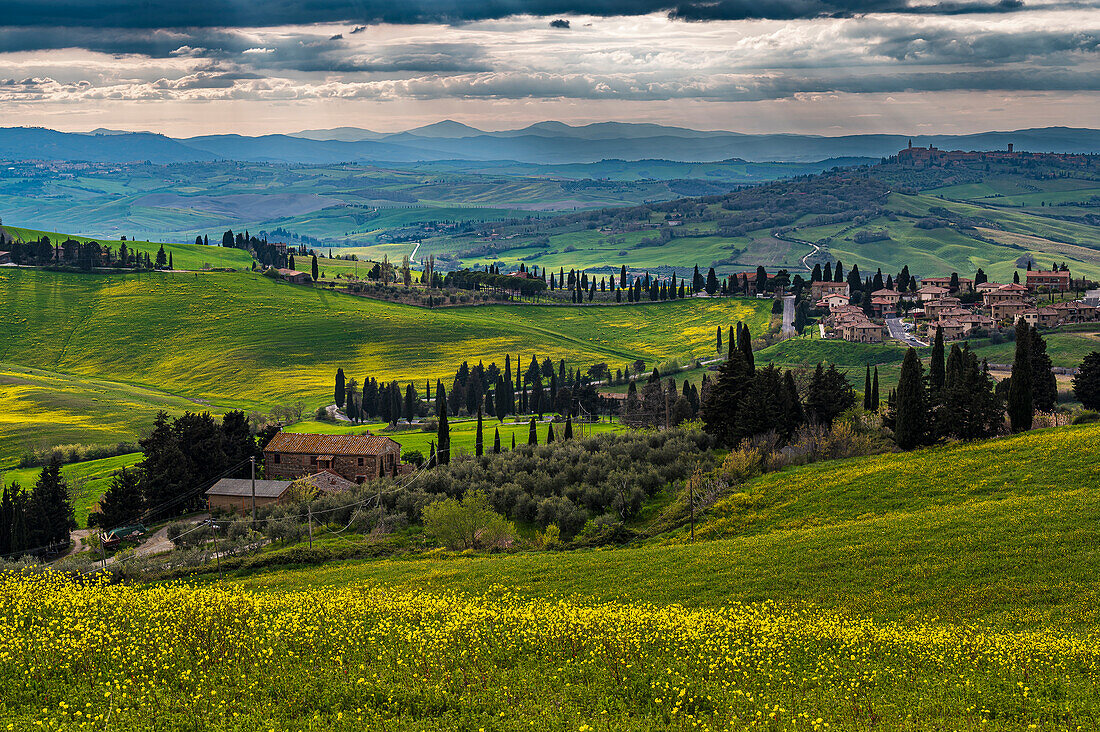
[0,457,74,558]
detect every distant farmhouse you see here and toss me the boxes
[263,432,410,483]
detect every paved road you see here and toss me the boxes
[780,295,796,338]
[886,317,927,347]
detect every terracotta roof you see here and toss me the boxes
[872,288,898,296]
[265,432,399,455]
[302,470,357,493]
[814,280,848,288]
[1038,308,1059,315]
[917,285,948,293]
[998,283,1029,291]
[276,268,306,277]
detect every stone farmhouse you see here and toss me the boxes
[264,432,410,483]
[276,268,312,285]
[810,280,850,301]
[1026,270,1072,292]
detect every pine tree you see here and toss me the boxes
[528,418,538,445]
[334,368,345,409]
[930,326,946,392]
[31,455,75,548]
[1008,319,1034,432]
[91,467,143,529]
[701,339,754,446]
[475,407,484,457]
[894,348,928,449]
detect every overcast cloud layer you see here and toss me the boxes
[0,1,1097,135]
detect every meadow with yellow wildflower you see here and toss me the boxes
[2,569,1099,731]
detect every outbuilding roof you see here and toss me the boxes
[207,478,290,498]
[265,432,399,455]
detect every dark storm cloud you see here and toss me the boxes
[0,0,1045,29]
[869,27,1100,64]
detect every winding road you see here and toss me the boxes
[886,317,927,347]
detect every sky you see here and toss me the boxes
[0,0,1098,136]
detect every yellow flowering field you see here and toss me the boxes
[2,570,1099,731]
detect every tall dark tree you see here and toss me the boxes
[737,322,755,372]
[863,365,874,411]
[493,427,502,454]
[334,368,346,409]
[546,422,556,443]
[90,467,143,529]
[716,326,722,354]
[805,363,856,426]
[564,416,573,440]
[871,367,880,412]
[1072,351,1100,410]
[929,326,946,392]
[528,417,538,445]
[30,456,75,549]
[475,407,484,457]
[893,348,928,449]
[705,267,719,295]
[1029,328,1057,412]
[701,340,754,445]
[311,255,319,282]
[437,397,451,465]
[934,344,1003,441]
[405,384,417,422]
[1008,318,1034,432]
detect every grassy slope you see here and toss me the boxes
[0,363,212,469]
[0,452,142,527]
[238,423,1100,629]
[2,226,254,271]
[0,268,770,462]
[285,417,625,456]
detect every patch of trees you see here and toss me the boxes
[87,410,261,528]
[389,429,716,539]
[852,228,891,243]
[3,234,156,270]
[701,322,855,447]
[884,327,1004,448]
[444,268,547,297]
[1073,351,1100,410]
[0,456,75,558]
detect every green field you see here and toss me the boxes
[5,422,1098,730]
[0,452,142,527]
[0,267,771,463]
[285,416,625,457]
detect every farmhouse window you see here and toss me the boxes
[273,453,280,464]
[358,457,364,466]
[310,456,317,466]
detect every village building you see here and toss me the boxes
[1052,301,1099,323]
[990,299,1031,322]
[1026,270,1071,292]
[935,319,969,339]
[921,276,974,292]
[916,285,949,302]
[870,297,897,317]
[264,432,406,483]
[983,284,1030,306]
[206,478,291,514]
[0,251,10,265]
[810,280,850,301]
[842,320,886,343]
[976,282,1005,293]
[1036,307,1061,328]
[816,293,850,310]
[301,470,358,495]
[275,268,312,285]
[923,297,963,318]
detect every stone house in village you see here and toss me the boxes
[1026,270,1071,292]
[810,280,850,301]
[263,432,407,483]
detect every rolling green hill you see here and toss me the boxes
[0,267,771,466]
[1,225,254,271]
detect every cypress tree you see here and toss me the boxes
[1072,351,1100,409]
[871,367,880,412]
[511,433,516,450]
[863,365,873,410]
[547,422,555,443]
[493,427,501,453]
[930,326,946,392]
[737,322,755,371]
[564,416,573,439]
[528,418,538,445]
[1008,318,1034,432]
[311,255,318,281]
[334,368,345,409]
[475,407,484,457]
[716,326,722,354]
[1030,328,1057,412]
[894,348,928,449]
[437,394,451,464]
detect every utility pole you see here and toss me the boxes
[689,479,695,542]
[250,456,257,529]
[307,505,313,550]
[100,531,107,570]
[210,521,222,577]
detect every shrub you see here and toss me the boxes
[421,490,515,550]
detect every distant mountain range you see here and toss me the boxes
[2,123,1099,166]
